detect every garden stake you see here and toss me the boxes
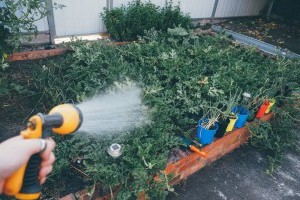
[265,99,276,114]
[256,100,270,119]
[226,116,238,132]
[3,104,83,200]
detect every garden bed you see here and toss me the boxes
[59,112,273,200]
[1,27,299,200]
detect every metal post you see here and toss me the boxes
[46,0,56,44]
[266,0,275,21]
[211,0,219,24]
[107,0,113,10]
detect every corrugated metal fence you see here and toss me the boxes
[34,0,268,42]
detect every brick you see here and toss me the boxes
[187,152,201,164]
[60,194,76,200]
[239,133,250,145]
[178,162,191,174]
[211,137,225,150]
[184,159,206,178]
[201,144,214,153]
[206,145,223,164]
[7,49,67,62]
[222,130,241,147]
[223,142,241,155]
[174,156,188,169]
[164,163,177,175]
[169,175,182,185]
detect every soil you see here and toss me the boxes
[216,17,300,54]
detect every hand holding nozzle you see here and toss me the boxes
[1,104,82,199]
[0,137,56,194]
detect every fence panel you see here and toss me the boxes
[52,0,107,37]
[215,0,268,18]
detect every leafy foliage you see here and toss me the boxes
[101,0,192,41]
[248,95,300,173]
[0,0,47,68]
[2,28,299,199]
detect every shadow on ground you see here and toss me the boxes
[168,142,300,200]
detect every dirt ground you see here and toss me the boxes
[216,18,300,54]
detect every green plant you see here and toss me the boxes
[248,95,299,173]
[2,26,300,198]
[0,0,48,52]
[0,0,65,68]
[101,0,192,41]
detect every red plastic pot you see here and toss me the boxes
[256,100,270,119]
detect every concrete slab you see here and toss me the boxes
[168,144,300,200]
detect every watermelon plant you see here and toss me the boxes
[1,27,299,199]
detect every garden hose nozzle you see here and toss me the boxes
[3,104,83,200]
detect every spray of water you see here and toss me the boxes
[77,82,148,135]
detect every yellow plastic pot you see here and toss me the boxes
[226,116,238,132]
[265,98,276,114]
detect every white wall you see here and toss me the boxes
[52,0,107,37]
[40,0,268,38]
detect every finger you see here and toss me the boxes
[40,139,56,161]
[40,177,47,185]
[41,152,55,167]
[39,165,53,178]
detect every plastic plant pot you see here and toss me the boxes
[232,106,250,128]
[215,117,230,138]
[226,115,238,132]
[256,100,270,118]
[265,99,276,114]
[196,119,219,145]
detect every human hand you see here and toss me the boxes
[0,136,56,194]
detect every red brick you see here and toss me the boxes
[7,49,67,62]
[223,142,241,155]
[164,163,177,175]
[169,175,182,185]
[212,137,225,150]
[60,194,76,200]
[178,162,191,174]
[184,159,206,178]
[174,156,188,169]
[222,130,241,147]
[239,133,250,145]
[187,153,201,164]
[206,146,223,164]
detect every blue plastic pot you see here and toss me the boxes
[196,119,219,145]
[232,106,250,128]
